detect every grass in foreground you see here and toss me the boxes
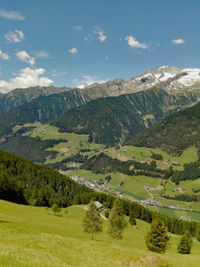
[0,200,200,266]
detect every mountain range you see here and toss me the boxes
[1,65,200,161]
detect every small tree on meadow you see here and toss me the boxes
[108,199,127,244]
[145,220,169,253]
[129,211,136,226]
[82,201,102,240]
[177,230,193,254]
[51,203,61,214]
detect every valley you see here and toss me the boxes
[5,121,200,221]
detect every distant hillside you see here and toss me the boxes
[0,86,72,115]
[51,88,197,145]
[127,101,200,157]
[0,89,92,136]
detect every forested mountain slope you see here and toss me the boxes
[127,100,200,157]
[51,88,197,145]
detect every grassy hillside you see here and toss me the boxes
[1,200,200,267]
[127,100,200,157]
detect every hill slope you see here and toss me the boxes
[0,149,91,206]
[0,200,200,267]
[127,100,200,157]
[0,86,72,115]
[51,88,197,145]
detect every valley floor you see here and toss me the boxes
[0,200,200,267]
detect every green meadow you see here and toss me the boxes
[1,200,200,267]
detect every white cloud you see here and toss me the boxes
[125,35,149,49]
[0,8,25,20]
[0,67,54,94]
[68,47,78,54]
[0,50,10,60]
[172,38,185,44]
[5,30,24,43]
[73,25,82,31]
[76,75,108,89]
[16,51,35,66]
[105,56,109,61]
[93,27,107,43]
[34,50,50,58]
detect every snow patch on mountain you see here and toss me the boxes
[178,69,200,86]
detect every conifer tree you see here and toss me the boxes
[177,230,193,254]
[108,199,127,244]
[196,226,200,242]
[129,211,136,226]
[82,201,102,240]
[145,220,170,253]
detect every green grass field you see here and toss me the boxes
[106,146,198,170]
[68,169,162,200]
[0,200,200,267]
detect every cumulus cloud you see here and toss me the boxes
[73,25,82,31]
[68,47,78,54]
[34,50,50,58]
[93,27,107,43]
[125,35,149,49]
[5,30,24,43]
[0,67,54,94]
[76,75,108,89]
[172,38,185,44]
[0,50,10,60]
[0,8,25,20]
[16,51,35,65]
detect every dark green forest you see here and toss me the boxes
[51,88,195,145]
[127,100,200,158]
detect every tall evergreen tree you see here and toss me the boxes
[108,199,127,244]
[145,220,170,253]
[129,211,136,226]
[177,230,193,254]
[82,201,102,240]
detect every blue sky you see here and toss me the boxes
[0,0,200,93]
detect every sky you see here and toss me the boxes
[0,0,200,93]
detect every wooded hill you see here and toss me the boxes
[127,100,200,158]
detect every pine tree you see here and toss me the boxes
[108,199,127,244]
[145,220,170,253]
[129,211,136,226]
[177,230,193,254]
[82,201,102,240]
[196,226,200,242]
